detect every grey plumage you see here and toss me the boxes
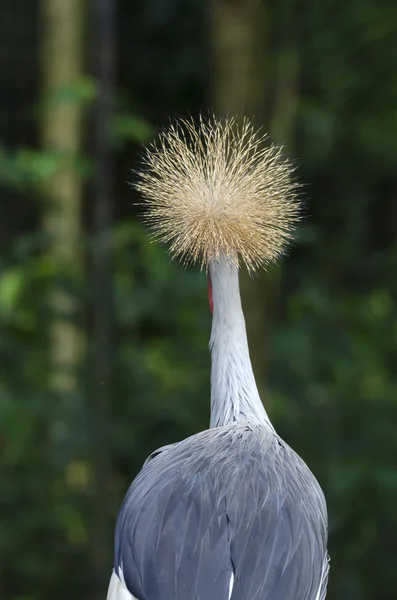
[114,424,328,600]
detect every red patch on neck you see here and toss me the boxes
[207,274,213,314]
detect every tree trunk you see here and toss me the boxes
[269,0,299,145]
[88,0,116,596]
[211,0,271,402]
[211,0,299,406]
[211,0,266,118]
[41,0,85,393]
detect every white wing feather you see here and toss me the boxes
[315,554,330,600]
[106,570,136,600]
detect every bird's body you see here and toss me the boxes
[107,118,329,600]
[111,423,328,600]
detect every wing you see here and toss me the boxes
[114,426,328,600]
[226,444,328,600]
[114,439,233,600]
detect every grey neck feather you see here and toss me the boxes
[208,254,273,429]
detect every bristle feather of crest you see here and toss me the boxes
[134,115,301,272]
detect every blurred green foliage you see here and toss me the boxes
[1,1,397,600]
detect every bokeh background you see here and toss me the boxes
[1,1,397,599]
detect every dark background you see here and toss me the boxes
[1,1,397,599]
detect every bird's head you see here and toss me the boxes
[134,115,301,283]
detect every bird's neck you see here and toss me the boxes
[208,255,272,429]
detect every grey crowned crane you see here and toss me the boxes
[107,117,329,600]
